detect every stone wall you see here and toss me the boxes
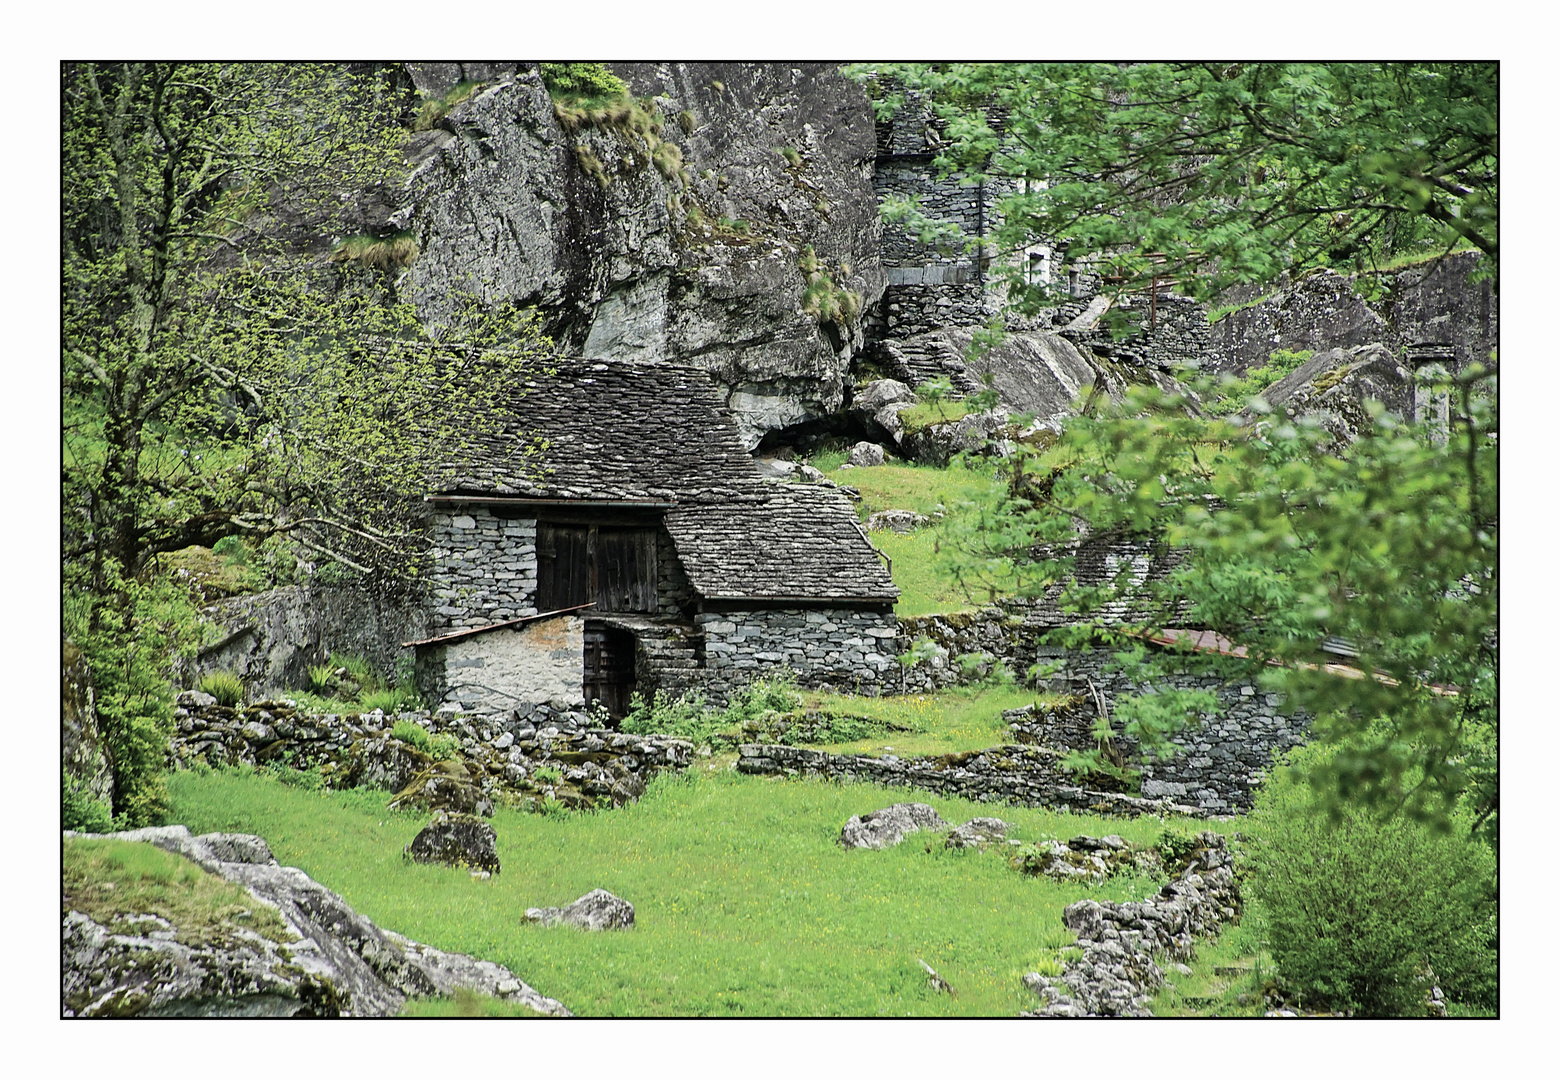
[414,615,585,720]
[695,606,900,703]
[735,743,1202,818]
[169,694,693,814]
[428,508,538,632]
[896,602,1310,811]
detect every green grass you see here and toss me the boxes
[801,684,1048,757]
[64,835,296,948]
[1148,917,1272,1017]
[807,454,1000,616]
[167,766,1216,1016]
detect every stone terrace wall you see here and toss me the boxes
[696,607,900,704]
[896,602,1311,811]
[736,743,1202,819]
[428,508,538,632]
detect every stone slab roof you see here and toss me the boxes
[666,484,898,603]
[434,356,897,604]
[434,357,763,502]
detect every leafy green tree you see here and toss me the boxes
[855,63,1496,311]
[938,367,1496,836]
[62,62,549,822]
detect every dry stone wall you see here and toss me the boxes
[428,508,538,632]
[895,602,1310,811]
[696,607,900,704]
[736,743,1202,818]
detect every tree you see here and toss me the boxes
[938,367,1497,837]
[62,63,549,822]
[856,63,1496,312]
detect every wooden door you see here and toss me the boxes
[584,623,637,720]
[537,523,656,614]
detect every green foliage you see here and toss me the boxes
[532,765,563,785]
[198,671,245,707]
[63,770,114,833]
[307,664,335,693]
[413,80,485,131]
[329,229,420,270]
[389,719,457,760]
[853,63,1496,310]
[538,63,630,103]
[361,686,421,714]
[777,146,802,168]
[1244,744,1497,1015]
[937,364,1497,833]
[169,765,1212,1015]
[1205,349,1313,415]
[330,654,380,693]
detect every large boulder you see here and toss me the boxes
[399,64,885,449]
[944,817,1013,850]
[839,802,949,850]
[63,826,567,1017]
[404,811,501,872]
[524,888,635,931]
[1241,342,1414,445]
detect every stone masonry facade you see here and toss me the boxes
[428,508,538,632]
[696,607,900,703]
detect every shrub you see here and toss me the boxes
[307,664,335,693]
[63,770,114,833]
[330,653,380,693]
[199,670,245,707]
[390,719,456,760]
[538,63,629,103]
[620,690,732,745]
[1244,743,1498,1016]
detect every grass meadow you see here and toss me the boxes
[168,765,1216,1017]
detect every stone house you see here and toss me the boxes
[409,357,899,721]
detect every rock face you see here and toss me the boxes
[63,826,570,1018]
[62,639,113,808]
[404,812,501,873]
[1208,251,1496,376]
[1022,832,1240,1018]
[525,889,635,931]
[398,63,885,448]
[1241,342,1413,445]
[189,584,429,699]
[838,802,950,849]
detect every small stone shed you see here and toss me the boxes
[411,357,899,720]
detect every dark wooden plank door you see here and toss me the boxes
[584,624,637,720]
[537,523,657,614]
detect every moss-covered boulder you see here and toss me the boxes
[403,812,500,874]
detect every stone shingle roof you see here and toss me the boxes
[435,358,761,502]
[665,484,898,603]
[434,356,897,604]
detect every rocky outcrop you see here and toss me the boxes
[63,639,113,808]
[838,802,950,849]
[1022,832,1240,1017]
[1240,342,1413,446]
[944,817,1012,850]
[404,812,501,873]
[188,584,429,700]
[63,826,570,1017]
[397,63,884,448]
[1208,251,1496,376]
[525,889,635,931]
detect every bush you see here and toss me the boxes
[539,62,630,103]
[198,670,245,707]
[390,719,457,761]
[1244,744,1498,1016]
[63,770,114,833]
